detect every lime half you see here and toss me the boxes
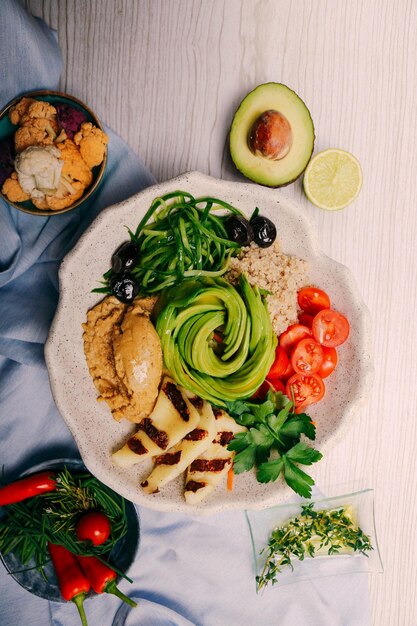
[303,148,363,210]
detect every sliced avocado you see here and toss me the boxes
[229,83,315,187]
[156,275,277,406]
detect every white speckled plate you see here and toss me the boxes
[45,171,373,515]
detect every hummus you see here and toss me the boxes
[82,295,163,422]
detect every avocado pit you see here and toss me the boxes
[248,110,292,161]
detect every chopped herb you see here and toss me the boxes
[256,503,373,591]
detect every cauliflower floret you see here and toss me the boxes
[32,180,85,211]
[73,122,108,168]
[57,139,93,187]
[15,145,63,200]
[20,100,57,123]
[54,129,67,143]
[29,140,92,211]
[47,181,85,210]
[8,97,36,125]
[2,172,30,202]
[15,118,59,152]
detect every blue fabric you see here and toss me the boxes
[0,2,371,625]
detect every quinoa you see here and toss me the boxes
[225,240,308,336]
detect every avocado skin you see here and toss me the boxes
[156,275,276,406]
[231,140,315,189]
[229,82,315,188]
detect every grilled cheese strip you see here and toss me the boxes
[184,410,247,504]
[141,400,217,494]
[112,376,200,467]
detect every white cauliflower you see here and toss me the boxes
[15,145,63,200]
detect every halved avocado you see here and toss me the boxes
[229,83,315,187]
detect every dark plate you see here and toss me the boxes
[0,458,140,603]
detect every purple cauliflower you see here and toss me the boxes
[55,103,88,140]
[0,136,15,187]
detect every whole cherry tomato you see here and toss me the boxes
[76,511,111,546]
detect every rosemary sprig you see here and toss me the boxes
[0,467,128,580]
[256,503,373,592]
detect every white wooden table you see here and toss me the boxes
[23,1,417,624]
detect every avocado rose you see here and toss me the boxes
[156,275,277,406]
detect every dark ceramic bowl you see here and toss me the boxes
[0,458,139,603]
[0,90,107,216]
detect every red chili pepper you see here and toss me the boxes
[76,554,137,608]
[0,471,57,506]
[48,543,90,626]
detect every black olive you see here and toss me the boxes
[225,215,254,246]
[250,215,277,248]
[111,241,139,274]
[110,273,139,304]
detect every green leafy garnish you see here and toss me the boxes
[256,503,373,591]
[0,467,128,580]
[226,391,322,497]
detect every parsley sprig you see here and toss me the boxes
[256,503,373,591]
[226,391,322,498]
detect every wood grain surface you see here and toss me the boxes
[22,1,417,624]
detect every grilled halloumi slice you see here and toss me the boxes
[184,410,247,505]
[112,376,200,467]
[141,400,217,494]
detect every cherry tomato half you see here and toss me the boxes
[279,324,312,354]
[251,380,273,400]
[298,287,331,315]
[267,346,289,379]
[298,311,314,328]
[312,309,350,348]
[76,511,111,546]
[252,378,286,400]
[286,373,325,413]
[291,338,324,375]
[280,359,295,382]
[317,346,338,378]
